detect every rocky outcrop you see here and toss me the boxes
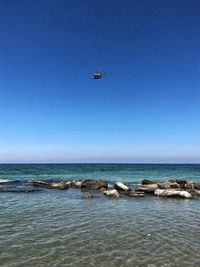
[26,181,69,190]
[104,189,120,197]
[114,182,131,192]
[81,179,108,190]
[154,189,192,199]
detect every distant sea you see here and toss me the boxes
[0,164,200,266]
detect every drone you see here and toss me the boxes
[93,70,105,79]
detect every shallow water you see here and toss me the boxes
[0,164,200,267]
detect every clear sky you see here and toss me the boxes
[0,0,200,163]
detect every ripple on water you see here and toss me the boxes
[0,191,200,267]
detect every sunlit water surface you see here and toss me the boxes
[0,164,200,267]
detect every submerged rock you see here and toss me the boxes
[83,193,94,199]
[154,189,192,199]
[104,189,120,197]
[81,179,108,190]
[26,181,53,188]
[114,182,131,192]
[128,192,144,197]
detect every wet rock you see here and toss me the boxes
[137,183,158,192]
[194,183,200,190]
[135,187,155,194]
[114,182,131,192]
[154,189,192,199]
[26,181,53,189]
[70,181,82,187]
[168,179,187,188]
[158,182,180,189]
[104,189,120,197]
[26,181,69,190]
[184,181,194,189]
[81,179,108,190]
[190,189,200,197]
[141,179,155,185]
[51,182,69,190]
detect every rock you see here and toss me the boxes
[104,189,120,197]
[158,182,180,189]
[184,181,194,189]
[168,179,187,188]
[51,182,69,190]
[135,187,155,194]
[83,193,94,199]
[194,183,200,190]
[141,179,155,185]
[141,183,158,188]
[114,182,131,192]
[26,181,53,189]
[81,179,108,190]
[189,189,200,197]
[66,180,82,188]
[128,192,144,197]
[154,189,192,199]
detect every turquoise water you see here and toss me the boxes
[1,163,200,182]
[0,164,200,267]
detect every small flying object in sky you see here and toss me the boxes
[93,70,105,79]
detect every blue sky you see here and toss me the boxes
[0,0,200,163]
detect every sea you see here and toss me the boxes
[0,164,200,267]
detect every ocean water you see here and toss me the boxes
[0,164,200,267]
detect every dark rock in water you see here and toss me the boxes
[189,189,200,197]
[194,183,200,190]
[141,179,155,185]
[26,181,53,188]
[168,179,187,188]
[114,182,131,192]
[136,187,155,194]
[68,180,82,188]
[26,181,69,190]
[81,179,108,190]
[83,193,94,199]
[0,186,36,193]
